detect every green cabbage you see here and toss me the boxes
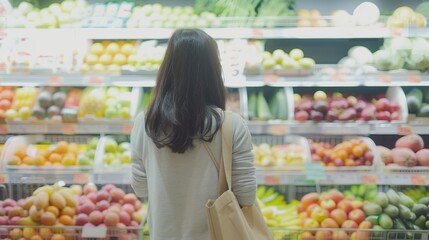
[373,49,405,71]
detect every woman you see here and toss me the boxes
[131,29,256,240]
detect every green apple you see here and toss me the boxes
[290,48,304,61]
[5,109,17,121]
[262,58,276,70]
[104,107,118,118]
[121,151,131,164]
[88,138,99,149]
[19,106,31,120]
[77,155,92,165]
[103,153,115,165]
[110,159,122,166]
[86,149,96,160]
[299,58,316,69]
[105,139,118,153]
[119,107,130,119]
[119,142,131,152]
[263,51,272,60]
[272,49,286,64]
[18,2,34,16]
[281,58,299,68]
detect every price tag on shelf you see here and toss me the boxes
[48,75,64,86]
[411,175,427,186]
[82,226,107,238]
[361,175,377,185]
[252,29,264,38]
[122,123,133,134]
[332,73,345,82]
[378,74,392,84]
[263,74,279,84]
[0,174,8,183]
[0,124,8,134]
[62,124,76,135]
[397,124,413,135]
[264,175,280,185]
[73,173,90,184]
[269,125,288,136]
[407,74,421,83]
[87,76,105,85]
[304,162,326,181]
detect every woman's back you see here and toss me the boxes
[131,111,255,240]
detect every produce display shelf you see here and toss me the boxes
[1,121,133,135]
[2,26,420,39]
[4,72,429,87]
[0,170,427,186]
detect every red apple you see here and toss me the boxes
[351,200,364,210]
[358,220,372,229]
[319,192,330,201]
[321,218,339,228]
[311,207,329,223]
[306,203,320,216]
[320,199,336,212]
[341,220,358,229]
[338,199,354,214]
[348,209,365,225]
[298,203,305,213]
[315,231,332,240]
[301,193,319,210]
[330,209,348,226]
[332,230,349,240]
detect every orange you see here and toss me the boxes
[61,206,75,218]
[45,206,60,217]
[51,234,66,240]
[8,155,21,165]
[31,235,43,240]
[49,153,62,163]
[40,228,53,238]
[34,155,46,166]
[15,146,27,159]
[342,142,353,154]
[55,141,68,154]
[58,215,74,226]
[337,149,348,160]
[360,143,368,152]
[352,146,364,157]
[345,159,356,167]
[22,156,34,165]
[67,143,79,155]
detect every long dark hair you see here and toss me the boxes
[145,29,226,153]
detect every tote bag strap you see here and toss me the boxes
[203,142,219,171]
[218,111,233,195]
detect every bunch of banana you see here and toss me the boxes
[257,186,300,229]
[403,186,429,202]
[343,185,377,202]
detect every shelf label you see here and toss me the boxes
[252,29,264,38]
[407,74,421,83]
[361,175,377,185]
[378,74,392,84]
[48,75,64,86]
[269,125,288,135]
[411,175,426,186]
[263,74,279,84]
[73,173,90,184]
[82,226,107,238]
[397,124,413,135]
[0,174,8,183]
[122,123,133,134]
[0,124,8,134]
[62,124,76,135]
[264,175,280,185]
[332,74,345,82]
[87,76,105,85]
[304,162,326,181]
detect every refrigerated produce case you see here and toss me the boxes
[2,0,429,239]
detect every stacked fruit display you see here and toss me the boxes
[297,9,328,27]
[6,87,38,122]
[310,138,374,167]
[78,87,131,119]
[257,186,300,229]
[253,143,305,167]
[0,87,15,122]
[364,189,429,232]
[7,141,86,167]
[102,138,131,167]
[126,4,218,28]
[298,190,372,239]
[82,41,136,73]
[406,88,429,116]
[76,184,144,230]
[9,0,89,28]
[31,88,67,120]
[343,185,378,202]
[377,134,428,168]
[404,187,429,203]
[387,6,427,28]
[261,49,315,74]
[248,89,289,120]
[104,87,132,119]
[294,90,401,122]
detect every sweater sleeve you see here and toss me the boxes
[130,112,148,199]
[231,113,256,206]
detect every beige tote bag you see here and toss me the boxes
[205,111,273,240]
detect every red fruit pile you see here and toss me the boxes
[299,191,372,239]
[310,139,374,167]
[377,134,429,167]
[294,91,401,122]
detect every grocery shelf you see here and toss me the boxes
[4,26,425,39]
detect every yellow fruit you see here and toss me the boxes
[50,192,66,210]
[39,228,52,238]
[59,190,77,208]
[49,153,62,163]
[107,64,121,73]
[45,206,60,217]
[29,205,43,221]
[67,143,79,155]
[22,156,34,165]
[99,54,113,65]
[23,227,36,238]
[34,192,49,210]
[34,155,46,166]
[8,155,21,165]
[61,153,76,166]
[90,43,104,55]
[106,43,120,55]
[113,54,127,66]
[19,217,38,226]
[33,185,54,196]
[120,43,135,56]
[55,141,68,154]
[85,54,99,65]
[22,196,34,210]
[61,206,76,217]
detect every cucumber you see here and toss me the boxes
[399,204,412,220]
[248,92,257,119]
[399,192,415,209]
[387,189,401,206]
[412,203,429,217]
[269,90,280,119]
[256,91,272,120]
[394,218,407,230]
[275,90,288,120]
